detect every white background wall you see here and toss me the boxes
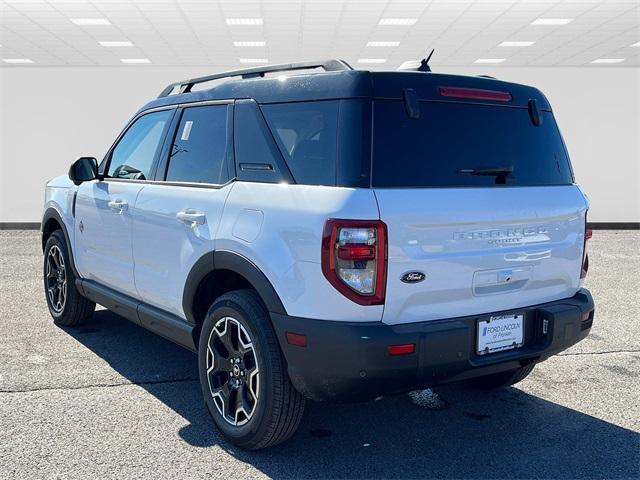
[1,66,638,223]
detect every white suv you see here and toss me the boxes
[42,60,595,449]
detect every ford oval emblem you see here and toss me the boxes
[401,271,426,283]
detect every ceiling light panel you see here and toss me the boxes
[531,18,573,26]
[378,19,417,26]
[99,41,133,48]
[367,41,400,47]
[226,18,264,26]
[474,58,506,64]
[121,58,151,64]
[358,58,387,64]
[239,58,268,63]
[70,18,111,26]
[499,41,535,47]
[2,58,34,64]
[591,58,625,64]
[234,41,266,47]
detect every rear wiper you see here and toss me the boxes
[456,166,513,185]
[456,166,513,176]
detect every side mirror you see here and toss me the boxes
[68,157,99,185]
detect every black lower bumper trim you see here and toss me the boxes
[271,289,594,401]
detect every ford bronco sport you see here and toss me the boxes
[42,59,595,449]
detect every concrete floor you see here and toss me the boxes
[0,230,638,480]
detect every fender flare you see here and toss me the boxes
[182,250,287,324]
[41,207,80,278]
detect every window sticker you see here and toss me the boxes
[181,121,194,141]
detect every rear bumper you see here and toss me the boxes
[271,289,594,401]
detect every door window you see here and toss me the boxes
[165,105,231,184]
[107,110,172,180]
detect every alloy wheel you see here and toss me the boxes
[206,316,260,426]
[46,245,67,314]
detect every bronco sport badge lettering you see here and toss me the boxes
[453,226,548,244]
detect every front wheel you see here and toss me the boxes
[467,364,536,390]
[43,230,95,326]
[198,290,305,450]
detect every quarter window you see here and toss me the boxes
[108,110,172,180]
[165,105,231,184]
[262,101,339,186]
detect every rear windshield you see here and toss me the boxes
[372,100,573,188]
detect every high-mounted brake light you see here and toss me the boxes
[581,210,592,279]
[321,219,387,305]
[439,86,512,102]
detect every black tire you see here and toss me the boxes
[198,289,305,450]
[43,230,95,326]
[467,364,536,390]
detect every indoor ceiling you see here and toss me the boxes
[0,0,638,68]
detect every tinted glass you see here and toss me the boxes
[108,110,172,180]
[166,105,230,184]
[262,101,338,186]
[234,100,290,184]
[372,101,573,187]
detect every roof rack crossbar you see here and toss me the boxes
[158,59,353,98]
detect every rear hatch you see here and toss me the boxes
[371,73,588,325]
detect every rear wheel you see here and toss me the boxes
[467,364,535,390]
[198,289,305,450]
[43,230,95,326]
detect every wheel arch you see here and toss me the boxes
[41,207,80,278]
[183,250,287,337]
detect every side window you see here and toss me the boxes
[261,101,338,186]
[108,110,172,180]
[165,105,231,184]
[234,99,292,184]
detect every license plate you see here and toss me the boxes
[477,314,524,355]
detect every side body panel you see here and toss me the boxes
[131,183,233,318]
[217,182,382,322]
[74,180,144,297]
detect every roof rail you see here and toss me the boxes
[158,59,353,98]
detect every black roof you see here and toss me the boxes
[137,60,550,115]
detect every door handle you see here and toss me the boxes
[176,210,206,227]
[108,199,128,214]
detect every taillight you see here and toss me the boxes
[321,219,387,305]
[581,211,592,279]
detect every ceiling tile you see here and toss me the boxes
[0,0,637,67]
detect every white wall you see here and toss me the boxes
[1,66,638,223]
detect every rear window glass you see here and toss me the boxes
[262,101,338,186]
[372,100,573,188]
